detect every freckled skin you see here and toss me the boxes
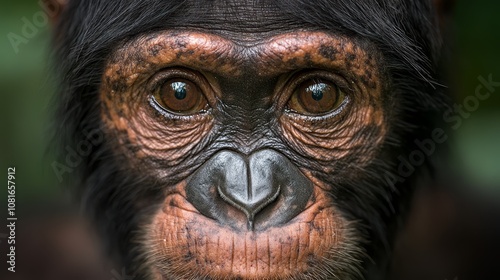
[102,31,386,168]
[100,31,387,279]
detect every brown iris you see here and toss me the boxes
[288,79,345,115]
[153,78,208,115]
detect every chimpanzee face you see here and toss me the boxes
[52,1,448,279]
[100,29,386,279]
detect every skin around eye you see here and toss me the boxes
[152,78,208,115]
[287,79,346,115]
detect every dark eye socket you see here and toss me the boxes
[152,78,208,115]
[287,78,346,115]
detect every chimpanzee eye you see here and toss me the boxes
[287,79,346,115]
[152,78,208,115]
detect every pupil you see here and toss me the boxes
[309,83,326,101]
[311,90,323,101]
[172,82,187,100]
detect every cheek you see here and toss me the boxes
[278,105,387,167]
[100,89,215,166]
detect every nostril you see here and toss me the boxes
[185,149,313,230]
[217,183,281,229]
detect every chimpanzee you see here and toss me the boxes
[48,0,454,279]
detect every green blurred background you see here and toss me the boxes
[0,0,499,202]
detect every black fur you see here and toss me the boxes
[52,1,450,279]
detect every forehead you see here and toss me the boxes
[132,0,403,42]
[161,1,321,42]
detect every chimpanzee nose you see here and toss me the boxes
[185,149,313,230]
[216,150,282,223]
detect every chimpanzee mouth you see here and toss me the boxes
[145,187,357,280]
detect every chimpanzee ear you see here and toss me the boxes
[41,0,67,24]
[433,0,456,28]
